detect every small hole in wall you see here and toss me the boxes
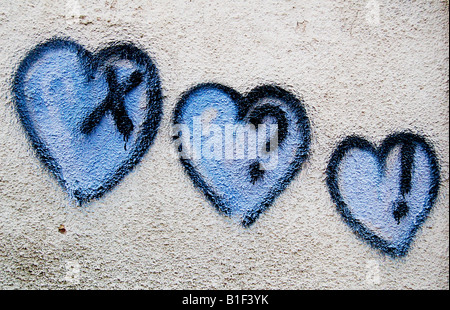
[58,224,66,234]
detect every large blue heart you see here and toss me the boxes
[13,38,163,203]
[326,133,440,257]
[173,83,311,227]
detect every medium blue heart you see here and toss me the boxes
[326,133,440,257]
[13,38,163,203]
[173,83,311,227]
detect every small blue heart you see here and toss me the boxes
[13,38,163,203]
[173,83,311,227]
[326,133,440,257]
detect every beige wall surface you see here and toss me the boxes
[0,0,448,289]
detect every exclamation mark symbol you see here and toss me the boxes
[393,142,415,224]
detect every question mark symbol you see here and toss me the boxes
[247,104,288,184]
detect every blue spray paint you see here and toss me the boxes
[173,83,311,227]
[326,133,440,257]
[13,38,163,203]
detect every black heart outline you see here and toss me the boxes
[173,83,311,227]
[326,132,440,257]
[12,38,163,203]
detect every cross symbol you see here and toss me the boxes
[80,66,144,141]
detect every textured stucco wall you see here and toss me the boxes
[0,0,448,289]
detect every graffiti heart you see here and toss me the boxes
[13,38,163,203]
[173,83,311,227]
[326,133,440,257]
